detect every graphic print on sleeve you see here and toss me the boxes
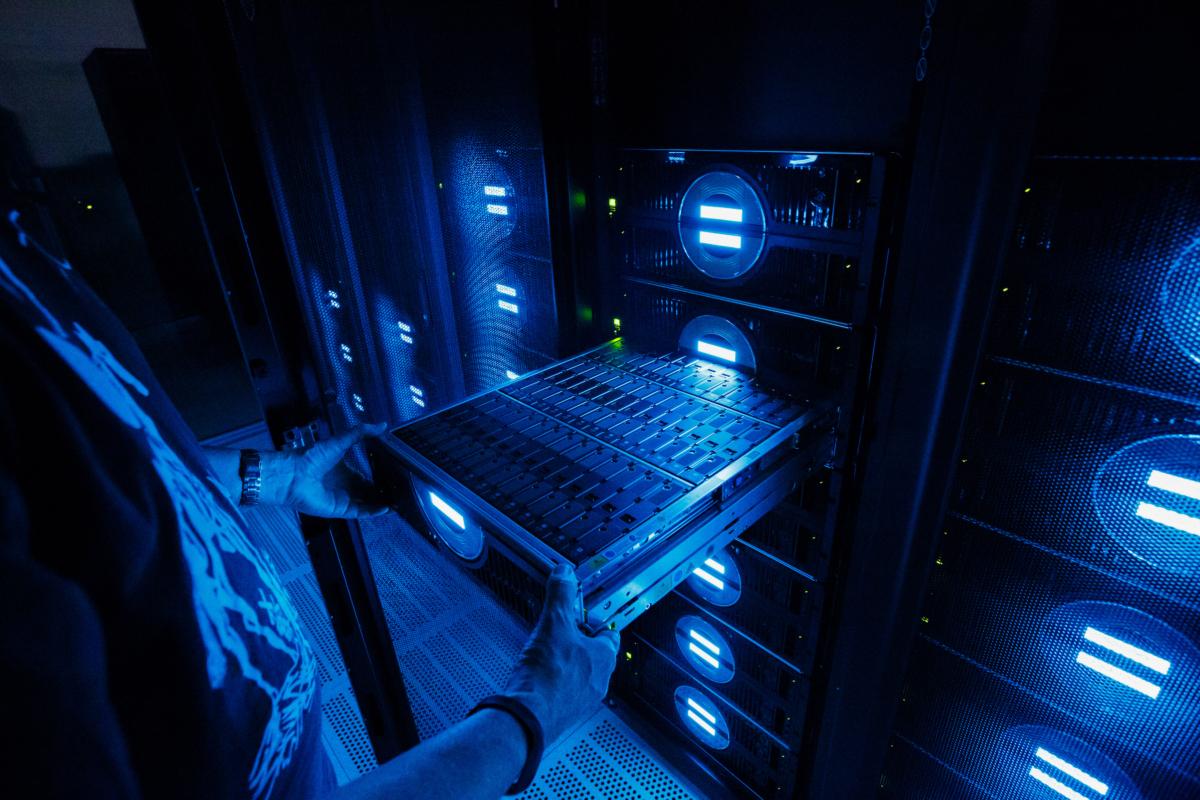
[0,213,317,800]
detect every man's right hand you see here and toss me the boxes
[501,563,620,746]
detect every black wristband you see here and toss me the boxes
[468,694,545,795]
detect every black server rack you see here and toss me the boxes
[882,155,1200,800]
[125,0,1151,798]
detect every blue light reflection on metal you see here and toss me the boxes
[429,491,466,529]
[1082,627,1170,674]
[1033,747,1109,796]
[1147,469,1200,501]
[698,204,744,223]
[1075,652,1161,699]
[675,614,735,683]
[1136,501,1200,536]
[697,338,737,363]
[673,686,730,749]
[687,549,742,606]
[698,230,742,249]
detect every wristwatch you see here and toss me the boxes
[238,449,262,506]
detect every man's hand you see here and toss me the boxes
[262,423,390,518]
[501,564,620,746]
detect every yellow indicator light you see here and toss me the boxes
[921,616,930,624]
[1001,286,1010,293]
[608,197,617,210]
[624,651,633,662]
[1024,187,1032,193]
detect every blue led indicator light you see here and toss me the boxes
[1028,747,1108,800]
[483,185,506,197]
[692,565,724,589]
[400,334,414,345]
[339,343,353,363]
[1075,625,1170,699]
[673,686,730,749]
[1135,502,1200,536]
[505,370,520,381]
[1147,469,1200,500]
[486,203,509,216]
[409,385,423,397]
[428,491,466,529]
[495,283,517,297]
[1137,468,1200,536]
[696,339,737,363]
[498,299,519,314]
[667,151,686,164]
[788,153,819,166]
[397,320,412,333]
[698,204,744,223]
[698,230,742,249]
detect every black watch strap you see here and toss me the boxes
[468,694,545,795]
[238,449,262,506]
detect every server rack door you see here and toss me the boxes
[881,5,1200,799]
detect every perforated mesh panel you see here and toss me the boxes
[518,717,700,800]
[883,158,1200,798]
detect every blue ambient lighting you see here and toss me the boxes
[1135,502,1200,536]
[498,299,519,314]
[687,553,742,606]
[698,230,742,249]
[1075,652,1161,699]
[495,283,517,297]
[673,686,730,749]
[429,491,466,529]
[486,203,509,216]
[1082,626,1171,674]
[1031,747,1108,797]
[505,370,520,380]
[696,338,737,363]
[483,185,506,197]
[1147,469,1200,500]
[788,153,819,166]
[1091,434,1200,576]
[698,204,744,223]
[1029,768,1091,800]
[675,615,735,682]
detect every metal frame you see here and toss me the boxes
[801,1,1059,796]
[371,338,833,635]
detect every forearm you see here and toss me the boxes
[332,709,527,800]
[201,447,294,507]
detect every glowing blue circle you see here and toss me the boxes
[677,170,767,281]
[1159,234,1200,365]
[673,685,731,749]
[984,725,1143,800]
[1091,435,1200,577]
[412,476,486,563]
[1038,600,1200,758]
[685,548,743,607]
[675,615,736,684]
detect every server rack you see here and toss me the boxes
[124,0,1135,797]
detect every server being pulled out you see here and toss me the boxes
[9,0,1197,798]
